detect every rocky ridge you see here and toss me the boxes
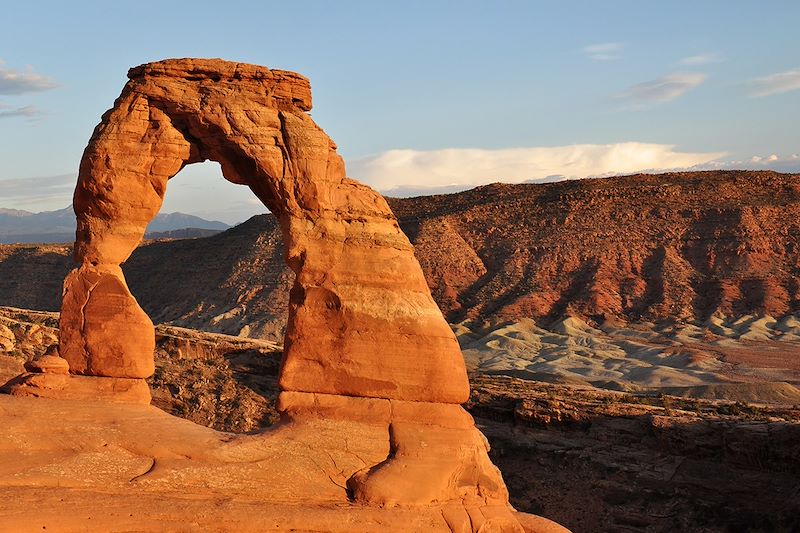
[391,170,800,326]
[1,171,799,341]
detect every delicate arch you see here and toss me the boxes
[59,59,469,403]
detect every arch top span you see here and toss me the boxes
[61,58,470,404]
[127,59,313,111]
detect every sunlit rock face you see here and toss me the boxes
[63,58,469,404]
[19,59,540,531]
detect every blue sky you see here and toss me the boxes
[1,1,799,223]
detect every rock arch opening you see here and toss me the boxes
[152,159,265,229]
[123,160,288,341]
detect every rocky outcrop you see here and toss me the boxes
[2,59,531,531]
[469,375,800,532]
[0,307,286,431]
[62,58,467,403]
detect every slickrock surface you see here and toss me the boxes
[0,395,471,532]
[0,392,572,533]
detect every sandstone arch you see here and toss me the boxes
[3,59,557,531]
[59,58,469,403]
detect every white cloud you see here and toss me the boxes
[615,72,707,107]
[8,150,797,220]
[0,61,59,95]
[679,53,722,66]
[749,68,800,97]
[694,153,800,173]
[0,102,42,119]
[347,143,728,194]
[583,42,624,61]
[0,173,75,210]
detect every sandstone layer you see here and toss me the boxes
[0,394,573,533]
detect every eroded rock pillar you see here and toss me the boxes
[58,94,193,403]
[60,265,154,378]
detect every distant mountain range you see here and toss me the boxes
[2,170,800,340]
[0,207,229,244]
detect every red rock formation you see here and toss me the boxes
[4,59,531,531]
[63,58,467,403]
[389,172,800,325]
